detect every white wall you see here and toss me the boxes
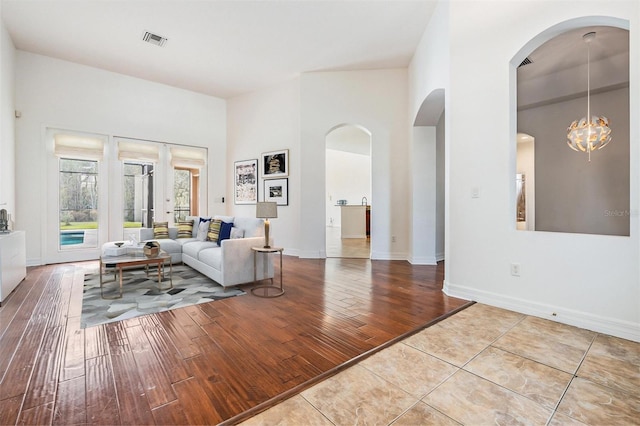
[408,1,449,267]
[0,16,15,222]
[411,126,437,264]
[326,148,371,227]
[435,1,639,341]
[15,51,226,265]
[435,111,445,260]
[299,69,409,259]
[226,78,301,254]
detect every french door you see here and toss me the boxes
[45,130,207,264]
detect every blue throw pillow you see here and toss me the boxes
[218,221,234,245]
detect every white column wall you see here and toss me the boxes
[299,69,409,259]
[411,126,437,264]
[15,52,226,265]
[226,78,301,255]
[435,0,639,341]
[0,17,16,222]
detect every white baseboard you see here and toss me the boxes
[27,258,42,267]
[443,280,640,343]
[435,252,444,262]
[297,249,325,259]
[409,255,438,265]
[370,250,408,261]
[282,248,300,257]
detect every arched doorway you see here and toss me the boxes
[325,125,372,258]
[412,88,445,265]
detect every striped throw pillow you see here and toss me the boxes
[176,220,194,239]
[153,222,169,239]
[206,219,222,242]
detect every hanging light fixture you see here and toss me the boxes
[566,31,612,161]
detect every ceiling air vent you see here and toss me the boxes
[518,57,533,68]
[142,31,168,47]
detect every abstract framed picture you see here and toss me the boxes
[261,149,289,178]
[264,178,288,206]
[234,159,258,204]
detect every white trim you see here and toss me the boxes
[409,255,438,265]
[444,280,640,343]
[370,250,408,261]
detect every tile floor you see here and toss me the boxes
[241,303,640,425]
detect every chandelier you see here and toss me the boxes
[566,31,612,161]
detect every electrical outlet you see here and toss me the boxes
[510,263,521,277]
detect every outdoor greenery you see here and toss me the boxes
[59,159,98,226]
[60,159,193,230]
[174,168,191,221]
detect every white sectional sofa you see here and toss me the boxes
[139,215,274,288]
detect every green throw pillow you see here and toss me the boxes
[176,220,194,238]
[207,219,222,242]
[153,222,169,239]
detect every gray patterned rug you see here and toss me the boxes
[81,264,245,328]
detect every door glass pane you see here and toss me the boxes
[123,162,154,229]
[174,168,192,222]
[59,158,98,249]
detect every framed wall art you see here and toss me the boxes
[264,178,288,206]
[261,149,288,178]
[234,159,258,204]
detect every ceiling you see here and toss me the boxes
[518,25,629,81]
[1,0,437,99]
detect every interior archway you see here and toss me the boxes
[513,20,629,236]
[325,124,372,258]
[411,88,445,265]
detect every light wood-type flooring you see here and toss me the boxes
[325,226,370,258]
[0,257,469,425]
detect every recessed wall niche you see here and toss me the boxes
[516,25,630,236]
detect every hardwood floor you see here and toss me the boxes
[0,257,470,425]
[325,226,370,258]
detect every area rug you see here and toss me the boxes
[81,264,245,328]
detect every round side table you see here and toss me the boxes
[250,246,284,298]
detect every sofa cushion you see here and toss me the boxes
[195,221,209,241]
[230,227,244,239]
[176,220,194,238]
[218,221,233,245]
[214,215,235,224]
[154,238,182,255]
[187,216,212,237]
[175,237,197,246]
[153,222,169,239]
[182,240,217,259]
[207,219,222,242]
[233,217,264,238]
[197,247,222,270]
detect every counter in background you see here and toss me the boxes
[340,205,370,239]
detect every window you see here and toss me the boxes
[170,146,205,222]
[59,158,99,249]
[123,162,154,228]
[174,168,192,221]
